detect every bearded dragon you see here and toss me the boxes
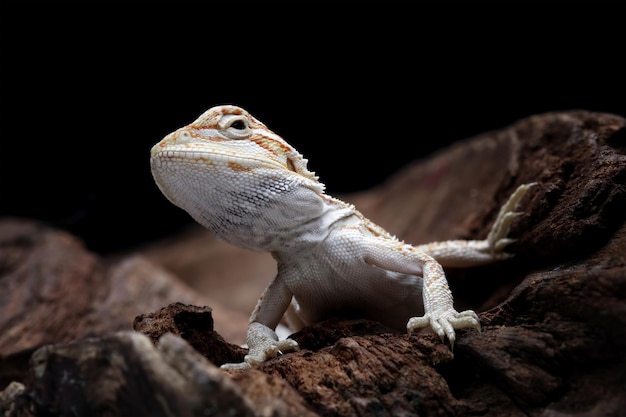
[150,104,534,369]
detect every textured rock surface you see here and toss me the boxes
[18,331,257,417]
[1,110,624,416]
[0,220,247,389]
[134,302,248,366]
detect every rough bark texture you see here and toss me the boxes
[21,331,256,417]
[133,302,248,366]
[1,110,625,417]
[0,220,248,390]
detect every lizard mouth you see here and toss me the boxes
[150,144,288,173]
[150,128,296,173]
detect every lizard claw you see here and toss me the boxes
[244,338,300,366]
[407,309,480,349]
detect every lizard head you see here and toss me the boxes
[150,104,322,191]
[150,105,329,246]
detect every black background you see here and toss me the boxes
[2,3,624,254]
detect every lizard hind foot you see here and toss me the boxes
[487,182,537,252]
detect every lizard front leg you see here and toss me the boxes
[221,275,299,370]
[363,241,479,348]
[405,251,480,348]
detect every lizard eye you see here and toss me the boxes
[219,114,252,139]
[230,120,246,130]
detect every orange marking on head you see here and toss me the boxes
[207,135,227,142]
[227,107,244,115]
[251,134,292,157]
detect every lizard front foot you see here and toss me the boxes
[220,322,300,370]
[407,309,480,349]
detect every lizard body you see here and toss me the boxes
[150,105,534,369]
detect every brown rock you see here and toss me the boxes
[453,223,626,415]
[259,320,460,417]
[133,302,248,366]
[0,219,248,389]
[231,369,320,417]
[0,219,102,357]
[0,219,105,389]
[0,382,25,416]
[21,331,256,417]
[134,303,319,416]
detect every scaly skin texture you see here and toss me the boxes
[150,105,534,369]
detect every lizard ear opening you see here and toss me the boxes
[286,157,298,173]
